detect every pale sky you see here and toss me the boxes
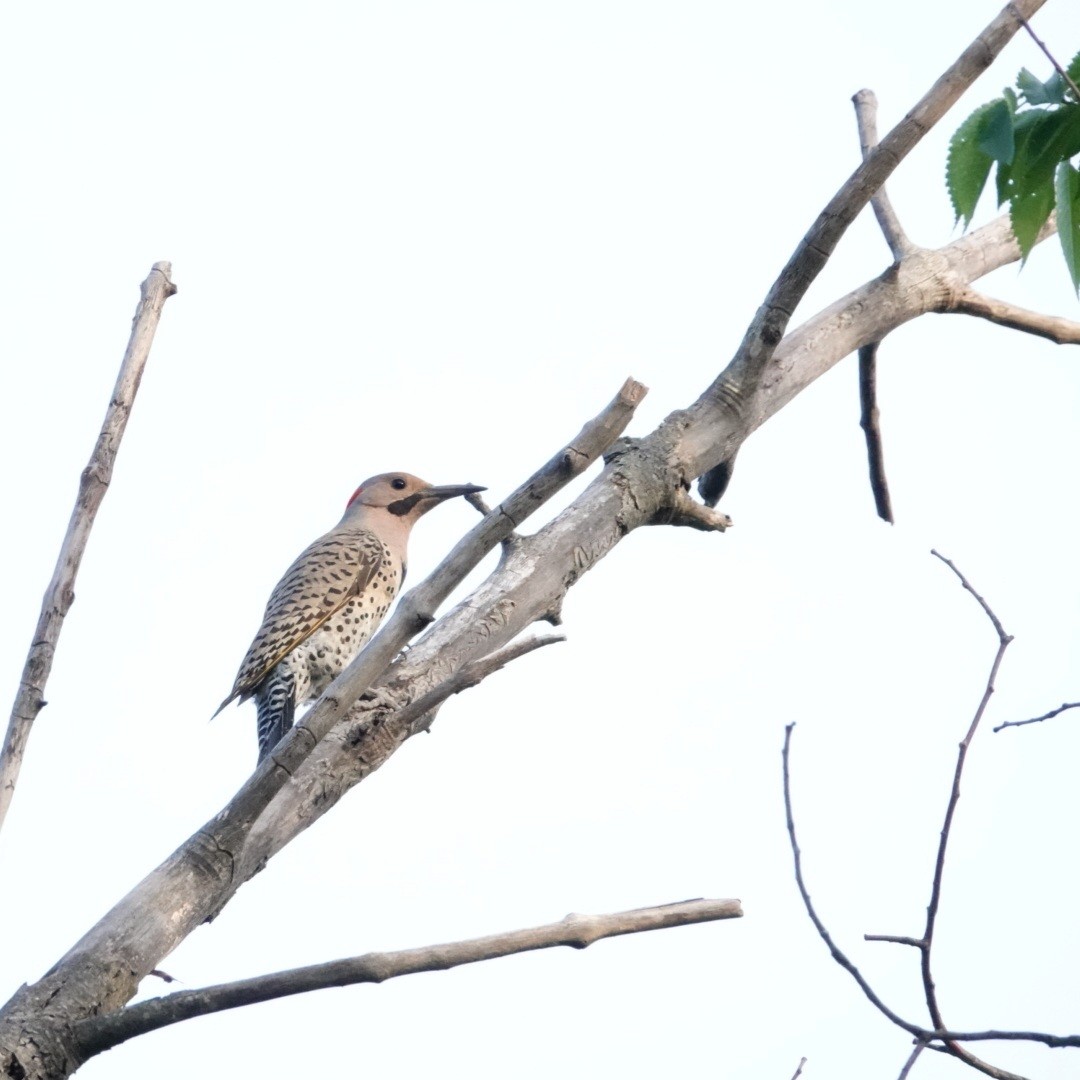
[2,2,1078,1078]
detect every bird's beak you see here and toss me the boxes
[387,483,486,517]
[421,483,486,502]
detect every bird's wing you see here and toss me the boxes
[214,529,386,714]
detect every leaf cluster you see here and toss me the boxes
[947,52,1080,291]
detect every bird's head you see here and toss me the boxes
[345,473,485,523]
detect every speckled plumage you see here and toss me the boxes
[215,472,483,762]
[222,529,397,708]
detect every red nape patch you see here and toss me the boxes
[346,485,364,509]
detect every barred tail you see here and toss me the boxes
[255,669,296,762]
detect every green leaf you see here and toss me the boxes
[1010,178,1056,261]
[1067,50,1080,96]
[977,97,1015,164]
[995,109,1048,203]
[1017,67,1053,105]
[1018,105,1080,186]
[999,105,1080,257]
[947,101,998,226]
[1055,161,1080,293]
[1017,66,1068,106]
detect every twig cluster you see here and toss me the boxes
[783,553,1078,1080]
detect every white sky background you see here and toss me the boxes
[1,1,1078,1077]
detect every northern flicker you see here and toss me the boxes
[214,473,484,762]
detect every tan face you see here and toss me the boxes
[346,473,430,510]
[345,474,486,518]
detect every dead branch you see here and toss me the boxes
[852,89,914,260]
[897,1044,926,1080]
[396,633,565,736]
[0,262,176,837]
[865,934,924,948]
[946,288,1080,344]
[858,343,895,523]
[850,92,901,523]
[782,723,924,1038]
[920,551,1015,1079]
[73,898,742,1056]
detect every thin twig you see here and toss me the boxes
[897,1043,926,1080]
[782,724,925,1040]
[0,262,177,837]
[948,288,1080,345]
[864,934,925,948]
[789,1056,808,1080]
[852,89,914,260]
[1011,5,1080,103]
[395,634,566,736]
[858,343,894,523]
[73,897,742,1056]
[921,551,1017,1080]
[994,701,1080,733]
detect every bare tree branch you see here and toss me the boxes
[852,89,915,260]
[858,343,895,523]
[73,898,742,1056]
[994,701,1080,732]
[920,551,1016,1080]
[694,0,1047,504]
[782,723,926,1040]
[789,1056,808,1080]
[865,934,925,948]
[783,723,1047,1079]
[850,93,901,523]
[897,1043,926,1080]
[848,93,904,524]
[396,633,566,736]
[945,287,1080,345]
[783,556,1078,1080]
[0,262,177,837]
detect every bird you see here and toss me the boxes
[214,472,484,762]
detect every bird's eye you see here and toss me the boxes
[391,478,407,490]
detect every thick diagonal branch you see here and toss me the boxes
[0,262,176,836]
